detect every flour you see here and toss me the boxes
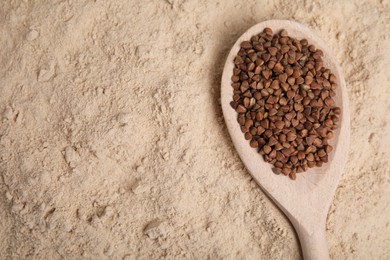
[0,0,389,259]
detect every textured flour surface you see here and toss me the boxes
[0,0,389,259]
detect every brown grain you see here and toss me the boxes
[231,28,340,180]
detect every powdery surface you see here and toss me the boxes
[0,0,389,259]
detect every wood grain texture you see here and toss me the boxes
[221,20,350,260]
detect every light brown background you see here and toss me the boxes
[0,0,389,259]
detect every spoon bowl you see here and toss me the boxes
[221,20,350,260]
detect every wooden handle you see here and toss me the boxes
[295,223,329,260]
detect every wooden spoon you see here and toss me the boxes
[221,20,350,260]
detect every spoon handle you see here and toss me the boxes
[295,223,329,260]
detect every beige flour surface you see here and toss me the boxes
[0,0,389,259]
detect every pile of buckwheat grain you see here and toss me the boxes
[230,27,340,180]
